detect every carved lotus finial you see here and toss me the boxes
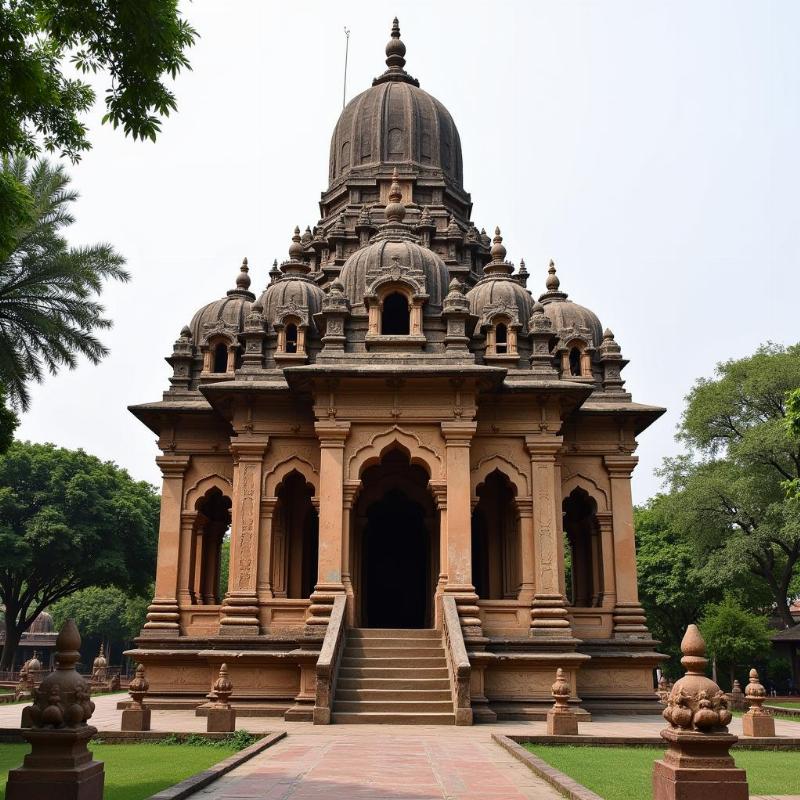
[551,667,571,711]
[128,663,149,709]
[745,668,767,713]
[211,663,233,706]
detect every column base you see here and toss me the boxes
[445,586,482,635]
[120,707,151,731]
[305,586,345,633]
[207,705,236,732]
[742,711,775,737]
[547,709,579,735]
[613,603,649,638]
[142,598,180,635]
[531,594,572,637]
[219,593,260,635]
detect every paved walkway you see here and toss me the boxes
[3,695,800,798]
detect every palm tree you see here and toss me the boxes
[0,155,129,409]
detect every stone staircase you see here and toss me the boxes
[332,628,455,724]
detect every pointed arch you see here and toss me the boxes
[561,473,609,512]
[263,456,319,498]
[347,426,443,481]
[471,454,529,500]
[184,473,233,511]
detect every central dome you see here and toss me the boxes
[328,19,463,191]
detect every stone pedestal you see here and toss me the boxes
[546,708,578,735]
[120,706,151,731]
[6,727,104,800]
[742,711,774,737]
[206,705,236,732]
[652,730,748,800]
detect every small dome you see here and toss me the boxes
[28,612,53,634]
[258,228,325,328]
[539,261,602,346]
[189,258,255,344]
[26,652,42,671]
[93,645,107,669]
[466,228,533,327]
[328,19,463,191]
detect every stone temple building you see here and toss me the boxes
[129,19,665,724]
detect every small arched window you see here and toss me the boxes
[382,292,410,335]
[495,323,508,354]
[213,343,228,373]
[285,323,298,354]
[569,347,582,376]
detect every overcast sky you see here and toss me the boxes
[15,1,800,503]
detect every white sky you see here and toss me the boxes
[15,1,800,504]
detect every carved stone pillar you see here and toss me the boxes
[177,511,197,607]
[341,480,361,626]
[526,437,572,637]
[429,481,448,627]
[306,421,351,631]
[257,498,278,603]
[604,455,649,638]
[596,511,617,609]
[143,455,191,636]
[517,497,535,604]
[441,421,482,636]
[590,525,602,607]
[219,439,268,636]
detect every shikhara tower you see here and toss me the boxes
[129,19,665,723]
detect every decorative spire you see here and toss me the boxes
[491,227,506,262]
[268,258,281,284]
[301,225,312,244]
[384,167,406,225]
[236,257,250,290]
[373,18,419,87]
[483,226,513,276]
[282,226,311,275]
[539,259,568,303]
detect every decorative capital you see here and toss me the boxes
[603,454,638,477]
[155,454,191,478]
[525,435,563,459]
[314,420,351,446]
[440,420,477,445]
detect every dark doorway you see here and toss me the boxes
[362,488,428,628]
[381,292,410,335]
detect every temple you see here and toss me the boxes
[128,19,665,724]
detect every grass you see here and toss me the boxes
[0,740,241,800]
[525,744,800,800]
[768,700,800,709]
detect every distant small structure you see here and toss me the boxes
[546,668,579,735]
[6,619,103,800]
[728,679,745,711]
[121,664,150,731]
[654,624,747,800]
[742,668,774,737]
[206,664,236,733]
[657,675,670,705]
[90,645,107,687]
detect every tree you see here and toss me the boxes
[0,155,128,409]
[701,596,772,689]
[0,0,196,256]
[659,343,800,627]
[0,441,159,668]
[0,384,18,454]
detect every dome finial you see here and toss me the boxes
[546,259,559,291]
[235,257,251,291]
[491,227,507,262]
[282,226,311,275]
[386,17,406,71]
[384,167,406,224]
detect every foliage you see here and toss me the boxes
[0,156,129,409]
[219,535,230,596]
[658,343,800,626]
[634,497,727,675]
[525,745,800,800]
[0,0,196,257]
[0,441,159,668]
[701,596,773,689]
[0,742,237,800]
[50,585,150,644]
[0,384,18,454]
[158,730,259,750]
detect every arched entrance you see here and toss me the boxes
[353,449,438,628]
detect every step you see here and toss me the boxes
[337,677,451,691]
[343,646,445,658]
[340,656,446,669]
[336,688,452,702]
[338,666,450,679]
[334,699,454,713]
[331,711,455,725]
[350,628,440,639]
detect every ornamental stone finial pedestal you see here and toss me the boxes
[6,619,103,800]
[546,668,579,735]
[728,679,745,711]
[742,668,774,737]
[206,664,236,733]
[653,624,747,800]
[121,664,151,731]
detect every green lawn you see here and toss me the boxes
[768,700,800,709]
[0,742,238,800]
[525,744,800,800]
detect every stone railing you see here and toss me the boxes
[312,594,347,725]
[442,594,472,725]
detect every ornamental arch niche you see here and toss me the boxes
[471,469,521,600]
[347,426,443,483]
[352,446,439,629]
[562,487,604,608]
[269,469,318,600]
[189,486,232,605]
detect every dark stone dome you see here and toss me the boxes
[339,237,450,313]
[259,275,325,329]
[328,20,463,191]
[29,611,53,634]
[538,262,603,346]
[189,269,254,343]
[467,276,533,328]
